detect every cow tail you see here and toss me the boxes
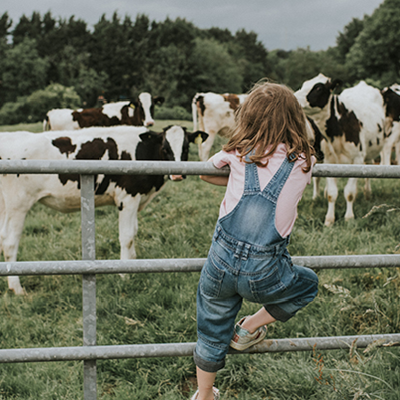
[192,95,198,131]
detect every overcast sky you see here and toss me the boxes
[3,0,384,51]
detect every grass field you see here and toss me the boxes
[1,122,400,399]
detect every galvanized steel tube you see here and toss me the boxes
[1,160,400,178]
[0,333,399,363]
[1,254,400,276]
[81,175,97,400]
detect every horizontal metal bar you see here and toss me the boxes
[312,163,400,178]
[1,160,400,178]
[1,255,399,276]
[0,160,229,176]
[0,333,399,363]
[0,258,202,275]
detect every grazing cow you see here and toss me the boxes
[0,125,208,295]
[43,93,165,131]
[192,92,248,161]
[380,84,400,165]
[295,73,385,226]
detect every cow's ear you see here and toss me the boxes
[188,130,209,144]
[327,79,342,91]
[139,131,158,142]
[162,125,173,132]
[153,96,165,105]
[130,100,139,109]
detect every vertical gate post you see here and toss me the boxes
[81,175,97,400]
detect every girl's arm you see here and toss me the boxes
[200,174,229,186]
[199,156,229,186]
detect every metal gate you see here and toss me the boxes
[1,160,400,400]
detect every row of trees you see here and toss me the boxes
[0,0,399,124]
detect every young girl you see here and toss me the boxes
[191,82,319,400]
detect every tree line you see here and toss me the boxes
[0,0,399,124]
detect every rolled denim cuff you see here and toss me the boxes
[193,347,225,373]
[264,304,293,322]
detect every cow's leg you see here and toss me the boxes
[0,188,38,295]
[1,207,32,295]
[392,123,400,165]
[363,159,373,200]
[380,145,392,166]
[117,194,142,260]
[343,178,358,222]
[363,178,371,200]
[312,177,320,200]
[324,177,338,227]
[2,211,30,295]
[381,121,400,165]
[381,135,396,166]
[395,142,400,165]
[199,132,217,161]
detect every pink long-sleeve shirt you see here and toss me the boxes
[212,144,315,238]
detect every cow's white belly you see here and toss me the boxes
[39,193,114,212]
[324,137,358,164]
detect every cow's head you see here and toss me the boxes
[138,125,208,180]
[129,92,165,127]
[294,73,342,114]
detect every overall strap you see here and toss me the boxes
[262,153,296,203]
[243,151,261,193]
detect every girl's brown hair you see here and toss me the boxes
[223,81,314,172]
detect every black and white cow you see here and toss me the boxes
[295,73,385,226]
[381,84,400,165]
[192,92,248,161]
[0,125,208,295]
[43,93,164,131]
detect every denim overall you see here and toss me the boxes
[194,153,319,373]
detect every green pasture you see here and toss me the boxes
[1,122,400,399]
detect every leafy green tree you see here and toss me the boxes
[203,27,270,92]
[42,15,90,56]
[335,17,365,63]
[26,83,81,120]
[128,14,152,89]
[0,83,81,124]
[10,12,92,86]
[267,49,291,84]
[12,12,43,45]
[144,17,198,104]
[0,97,29,125]
[0,38,49,105]
[0,12,12,40]
[90,12,142,101]
[56,45,86,85]
[72,68,108,107]
[267,47,348,91]
[0,12,12,101]
[205,27,234,44]
[345,0,400,85]
[268,47,323,90]
[233,29,271,91]
[188,37,243,95]
[141,44,189,106]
